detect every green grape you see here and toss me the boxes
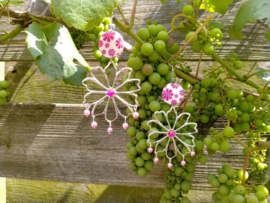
[186,163,195,172]
[211,92,221,102]
[138,167,147,176]
[229,57,236,62]
[215,104,223,115]
[204,137,212,146]
[156,24,166,32]
[192,41,203,53]
[127,126,137,137]
[195,140,204,150]
[256,185,269,196]
[241,122,250,131]
[219,184,230,195]
[138,95,146,105]
[233,195,245,203]
[200,114,209,123]
[142,120,150,130]
[148,127,159,139]
[157,77,167,89]
[194,84,200,90]
[234,61,243,69]
[182,4,194,16]
[94,50,102,59]
[129,146,137,156]
[178,21,188,33]
[207,174,216,183]
[227,90,237,99]
[141,43,154,56]
[246,95,254,102]
[211,178,220,188]
[223,126,234,138]
[181,80,190,90]
[136,131,145,140]
[234,185,246,196]
[167,43,179,54]
[138,139,148,149]
[185,105,195,113]
[148,50,160,62]
[192,91,200,99]
[127,57,143,71]
[149,72,161,85]
[246,194,259,203]
[237,169,248,181]
[157,31,169,42]
[218,174,228,183]
[161,104,171,112]
[138,109,147,119]
[185,32,198,43]
[144,160,154,171]
[142,81,152,92]
[198,154,207,164]
[154,40,166,53]
[201,77,211,87]
[135,70,146,82]
[141,64,154,76]
[130,86,138,91]
[0,90,8,98]
[141,152,152,160]
[236,90,244,98]
[203,43,215,55]
[210,28,223,40]
[210,78,217,87]
[239,101,248,112]
[255,191,266,201]
[193,0,200,7]
[127,152,136,160]
[219,141,230,152]
[170,188,180,197]
[0,97,7,105]
[149,100,161,112]
[157,63,169,76]
[241,113,250,122]
[210,142,219,151]
[165,37,174,48]
[181,181,191,192]
[137,28,150,40]
[228,192,236,202]
[148,24,159,36]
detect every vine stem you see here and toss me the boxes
[204,0,208,22]
[129,0,138,29]
[117,4,129,26]
[245,69,270,80]
[220,117,226,127]
[168,14,213,63]
[168,14,192,34]
[212,53,264,92]
[0,0,10,17]
[232,134,248,148]
[242,144,270,185]
[194,0,203,19]
[0,41,26,44]
[0,24,23,42]
[182,88,194,113]
[113,17,144,46]
[195,50,203,78]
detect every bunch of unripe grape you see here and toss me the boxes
[0,80,10,106]
[208,164,269,203]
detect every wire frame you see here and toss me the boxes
[82,59,141,131]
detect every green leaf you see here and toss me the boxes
[159,0,166,4]
[228,26,244,40]
[265,29,270,42]
[200,0,233,15]
[256,67,270,84]
[233,0,269,32]
[0,0,24,5]
[208,22,227,29]
[25,22,90,86]
[51,0,125,31]
[176,0,181,4]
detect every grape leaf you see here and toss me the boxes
[51,0,125,31]
[256,67,270,85]
[233,0,269,32]
[176,0,181,4]
[0,0,24,5]
[228,27,244,40]
[25,22,90,86]
[208,22,227,29]
[159,0,166,4]
[200,0,233,15]
[265,29,270,42]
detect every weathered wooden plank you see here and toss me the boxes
[1,0,270,61]
[1,103,269,190]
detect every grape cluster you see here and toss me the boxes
[227,52,243,70]
[208,164,269,203]
[0,80,10,106]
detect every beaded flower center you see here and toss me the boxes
[107,89,115,97]
[168,130,175,138]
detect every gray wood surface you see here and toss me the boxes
[1,102,269,190]
[0,0,270,61]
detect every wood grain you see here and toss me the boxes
[0,0,270,61]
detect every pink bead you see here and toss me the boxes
[84,109,90,117]
[122,123,129,130]
[107,127,113,134]
[168,163,173,169]
[168,130,175,138]
[147,147,153,153]
[132,112,139,119]
[190,151,196,157]
[91,121,98,128]
[153,157,159,164]
[181,160,186,166]
[107,89,115,97]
